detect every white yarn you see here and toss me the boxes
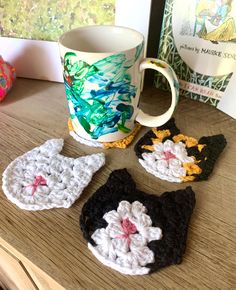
[139,140,194,183]
[2,139,105,210]
[69,131,103,148]
[89,200,162,275]
[88,243,150,275]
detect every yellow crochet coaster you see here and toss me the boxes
[68,118,141,149]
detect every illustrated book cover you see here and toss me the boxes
[155,0,236,118]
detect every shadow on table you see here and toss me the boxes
[1,77,58,106]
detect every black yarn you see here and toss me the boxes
[134,118,227,181]
[80,169,196,273]
[187,134,227,180]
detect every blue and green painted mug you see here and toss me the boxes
[59,25,179,142]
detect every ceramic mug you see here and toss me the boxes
[59,25,179,142]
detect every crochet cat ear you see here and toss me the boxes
[37,139,64,157]
[80,169,195,275]
[105,169,136,193]
[74,153,106,174]
[134,118,227,182]
[2,139,105,210]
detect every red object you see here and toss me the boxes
[0,56,16,102]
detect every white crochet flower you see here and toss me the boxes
[88,200,162,275]
[139,139,194,183]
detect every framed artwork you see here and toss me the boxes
[155,0,236,118]
[0,0,152,82]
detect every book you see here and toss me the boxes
[155,0,236,118]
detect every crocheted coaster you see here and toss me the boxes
[80,169,195,275]
[68,118,141,149]
[2,139,105,210]
[134,118,227,183]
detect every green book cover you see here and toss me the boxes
[155,0,236,116]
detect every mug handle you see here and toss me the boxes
[136,58,179,127]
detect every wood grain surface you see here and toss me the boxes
[0,78,235,289]
[0,246,37,290]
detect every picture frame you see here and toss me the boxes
[0,0,152,82]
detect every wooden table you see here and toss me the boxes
[0,78,235,289]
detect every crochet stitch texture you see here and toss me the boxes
[134,118,227,182]
[80,169,196,275]
[68,118,141,149]
[2,139,105,210]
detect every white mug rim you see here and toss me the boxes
[59,25,144,54]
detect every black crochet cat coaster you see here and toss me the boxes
[134,118,227,183]
[80,169,195,275]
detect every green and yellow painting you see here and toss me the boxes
[0,0,115,41]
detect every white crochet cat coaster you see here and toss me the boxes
[2,139,105,210]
